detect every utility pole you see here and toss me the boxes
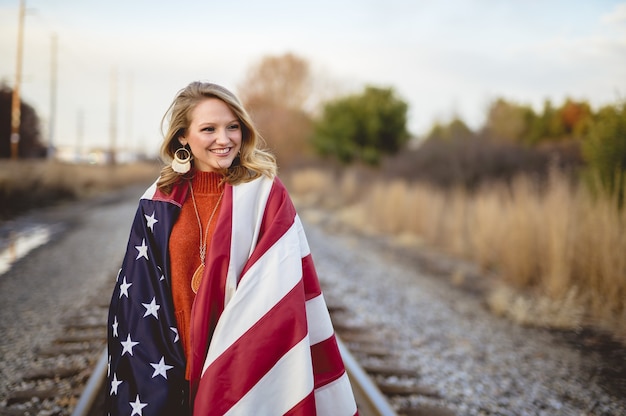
[126,72,133,159]
[109,67,118,165]
[10,0,26,160]
[76,109,84,162]
[48,33,58,159]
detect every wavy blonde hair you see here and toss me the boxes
[157,82,277,193]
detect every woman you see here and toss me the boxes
[106,82,358,415]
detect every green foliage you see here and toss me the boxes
[483,97,593,145]
[582,102,626,207]
[484,98,530,143]
[426,117,474,141]
[312,86,410,165]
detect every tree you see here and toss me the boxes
[483,98,530,143]
[425,117,474,141]
[0,82,46,158]
[482,97,591,146]
[582,102,626,207]
[558,98,593,138]
[311,86,410,165]
[525,99,567,145]
[238,53,314,167]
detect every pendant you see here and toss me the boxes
[191,264,205,294]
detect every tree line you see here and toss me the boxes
[238,53,625,206]
[2,53,624,205]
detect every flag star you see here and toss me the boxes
[110,373,123,395]
[121,334,139,356]
[119,276,132,299]
[150,356,174,379]
[112,316,119,337]
[130,394,148,416]
[157,266,165,281]
[170,327,179,343]
[144,212,158,232]
[135,239,149,260]
[142,297,160,319]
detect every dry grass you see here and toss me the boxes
[0,160,161,219]
[287,168,626,339]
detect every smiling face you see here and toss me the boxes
[179,97,243,172]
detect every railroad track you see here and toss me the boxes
[327,302,456,416]
[0,289,109,416]
[0,286,447,416]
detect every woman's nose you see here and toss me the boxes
[215,128,229,144]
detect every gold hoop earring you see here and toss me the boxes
[172,147,192,174]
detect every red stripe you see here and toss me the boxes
[240,178,296,278]
[190,177,352,412]
[311,336,346,388]
[152,179,188,206]
[284,390,317,415]
[302,254,321,300]
[194,281,309,415]
[188,184,233,398]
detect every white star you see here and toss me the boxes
[112,316,119,337]
[170,327,179,343]
[157,266,165,281]
[135,239,149,260]
[110,373,123,395]
[119,276,132,299]
[144,212,158,232]
[150,356,174,379]
[120,334,139,356]
[142,297,160,319]
[130,394,147,416]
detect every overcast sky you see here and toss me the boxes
[1,0,625,155]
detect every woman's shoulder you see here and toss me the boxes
[140,177,188,207]
[236,174,289,195]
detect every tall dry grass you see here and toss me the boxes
[287,168,626,338]
[0,160,161,220]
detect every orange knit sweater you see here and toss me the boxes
[169,171,224,379]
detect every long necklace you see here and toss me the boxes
[189,180,224,294]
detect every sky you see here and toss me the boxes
[1,0,625,157]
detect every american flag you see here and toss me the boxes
[106,176,357,415]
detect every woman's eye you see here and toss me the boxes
[203,127,215,133]
[228,124,240,130]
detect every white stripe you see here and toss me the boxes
[294,215,311,258]
[140,180,158,200]
[224,336,314,416]
[306,294,334,345]
[314,372,358,416]
[202,221,303,374]
[225,176,274,307]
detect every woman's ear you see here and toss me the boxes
[178,137,187,147]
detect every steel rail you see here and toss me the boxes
[71,347,108,416]
[337,336,397,415]
[72,338,396,415]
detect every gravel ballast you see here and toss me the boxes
[1,185,625,415]
[303,213,626,416]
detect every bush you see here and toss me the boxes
[312,86,410,165]
[582,103,626,207]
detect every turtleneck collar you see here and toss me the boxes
[190,170,224,194]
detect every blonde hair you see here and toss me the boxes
[157,82,277,193]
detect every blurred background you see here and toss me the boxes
[1,0,625,340]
